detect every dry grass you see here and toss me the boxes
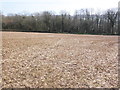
[2,31,119,88]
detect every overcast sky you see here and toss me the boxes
[0,0,119,15]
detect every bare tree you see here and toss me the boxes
[107,10,118,34]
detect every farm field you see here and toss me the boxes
[2,31,119,88]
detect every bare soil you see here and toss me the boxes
[2,32,119,88]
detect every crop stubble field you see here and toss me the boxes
[2,32,119,88]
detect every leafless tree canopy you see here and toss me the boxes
[2,9,119,35]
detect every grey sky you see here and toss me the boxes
[0,0,119,15]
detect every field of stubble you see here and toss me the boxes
[2,32,119,88]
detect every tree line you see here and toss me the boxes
[2,9,119,35]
